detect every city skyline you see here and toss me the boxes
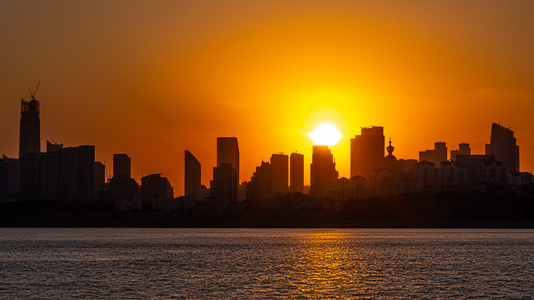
[2,1,534,194]
[3,88,532,197]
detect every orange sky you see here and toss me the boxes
[1,1,534,195]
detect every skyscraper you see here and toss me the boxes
[217,137,239,181]
[113,154,131,178]
[310,145,338,198]
[246,161,272,201]
[108,153,139,201]
[211,163,237,203]
[485,123,519,174]
[351,126,384,179]
[270,153,288,195]
[184,150,201,200]
[290,152,304,193]
[19,94,41,158]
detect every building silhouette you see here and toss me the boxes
[184,150,201,200]
[94,161,105,198]
[217,137,239,181]
[310,145,338,198]
[419,142,447,166]
[485,123,519,174]
[19,95,40,158]
[108,176,139,201]
[270,153,288,195]
[19,145,95,200]
[211,137,239,203]
[456,154,507,186]
[450,143,471,161]
[141,173,173,210]
[3,155,19,199]
[351,126,384,179]
[113,154,131,178]
[211,163,237,203]
[411,161,439,192]
[368,168,396,197]
[0,158,7,201]
[246,161,272,201]
[290,152,304,193]
[382,139,398,168]
[108,153,138,201]
[46,140,63,153]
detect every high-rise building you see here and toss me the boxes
[19,145,95,200]
[310,145,338,198]
[94,161,106,198]
[141,173,173,210]
[3,155,19,198]
[290,152,304,193]
[217,137,239,181]
[113,154,131,178]
[485,123,519,174]
[270,153,288,195]
[108,176,139,200]
[450,143,471,161]
[419,142,447,166]
[109,153,138,201]
[211,163,237,203]
[351,126,384,179]
[19,95,41,158]
[184,150,201,200]
[246,161,272,201]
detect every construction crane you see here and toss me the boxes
[28,81,40,101]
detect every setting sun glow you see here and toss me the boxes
[307,122,343,146]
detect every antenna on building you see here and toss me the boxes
[29,81,41,100]
[49,137,56,144]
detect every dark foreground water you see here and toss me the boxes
[0,228,533,299]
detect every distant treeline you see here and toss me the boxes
[1,185,534,228]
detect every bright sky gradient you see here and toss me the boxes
[2,1,534,194]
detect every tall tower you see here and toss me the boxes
[485,123,519,174]
[217,137,239,181]
[270,153,288,195]
[290,152,304,193]
[310,145,338,198]
[113,154,131,178]
[184,150,201,200]
[211,163,237,203]
[19,90,41,158]
[350,126,384,179]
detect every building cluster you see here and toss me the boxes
[1,95,98,201]
[182,122,530,207]
[0,94,189,213]
[1,91,532,209]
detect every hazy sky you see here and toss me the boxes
[2,1,534,194]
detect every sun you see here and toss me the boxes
[307,121,343,146]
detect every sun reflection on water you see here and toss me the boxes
[294,231,364,298]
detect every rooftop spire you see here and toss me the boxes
[387,138,394,156]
